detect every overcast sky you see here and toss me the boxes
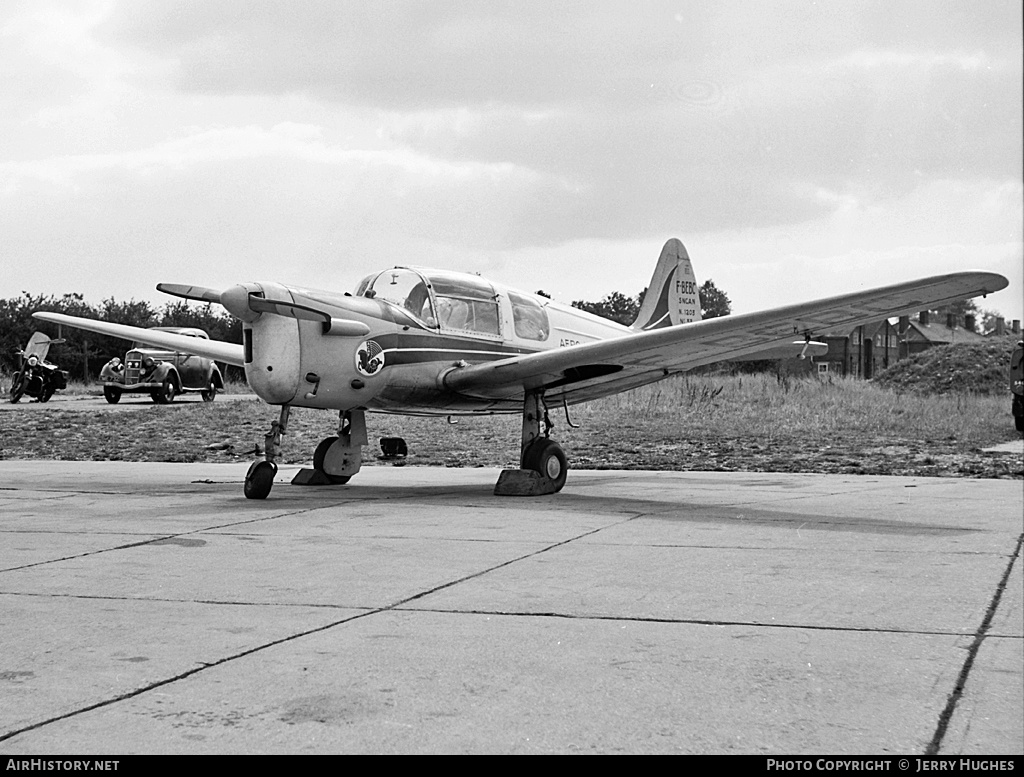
[2,1,1021,323]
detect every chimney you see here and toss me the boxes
[919,310,929,326]
[898,315,909,334]
[1014,320,1021,335]
[964,314,976,332]
[996,317,1005,336]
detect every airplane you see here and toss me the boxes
[34,239,1008,499]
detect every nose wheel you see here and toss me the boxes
[244,460,277,499]
[244,405,289,500]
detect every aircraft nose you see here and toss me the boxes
[220,283,263,322]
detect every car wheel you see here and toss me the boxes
[522,438,568,492]
[103,386,122,404]
[244,460,277,500]
[152,377,177,404]
[313,436,352,484]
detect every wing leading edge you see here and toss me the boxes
[31,312,246,367]
[444,271,1009,402]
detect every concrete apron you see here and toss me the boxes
[0,462,1020,754]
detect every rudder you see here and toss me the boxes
[631,238,701,330]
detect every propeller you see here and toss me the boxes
[156,283,224,304]
[247,295,370,337]
[160,282,369,336]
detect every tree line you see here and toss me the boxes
[0,292,242,380]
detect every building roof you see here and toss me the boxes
[903,319,987,344]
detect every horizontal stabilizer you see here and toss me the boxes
[157,283,224,304]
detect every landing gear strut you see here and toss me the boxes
[244,405,290,500]
[494,390,568,496]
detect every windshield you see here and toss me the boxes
[24,332,52,362]
[364,268,437,327]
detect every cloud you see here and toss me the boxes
[86,2,1022,243]
[1,2,1019,321]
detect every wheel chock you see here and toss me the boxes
[291,468,338,486]
[493,468,559,496]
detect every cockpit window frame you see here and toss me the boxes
[425,271,502,340]
[508,291,550,342]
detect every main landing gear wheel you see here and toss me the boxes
[313,436,352,484]
[103,386,121,404]
[494,389,571,496]
[201,382,217,402]
[244,460,277,500]
[522,438,568,492]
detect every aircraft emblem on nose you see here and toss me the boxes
[355,340,384,376]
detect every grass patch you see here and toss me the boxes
[2,373,1019,479]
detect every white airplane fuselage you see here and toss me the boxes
[232,270,631,416]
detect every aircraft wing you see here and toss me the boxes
[31,313,246,367]
[444,271,1009,403]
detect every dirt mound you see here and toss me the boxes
[874,339,1019,395]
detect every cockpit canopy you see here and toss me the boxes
[356,268,500,337]
[356,267,550,341]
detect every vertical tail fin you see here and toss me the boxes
[631,238,701,330]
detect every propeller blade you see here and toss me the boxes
[248,295,371,337]
[248,295,327,323]
[157,283,223,304]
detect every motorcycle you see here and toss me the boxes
[9,332,68,404]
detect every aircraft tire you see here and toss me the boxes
[103,386,122,404]
[1015,415,1024,433]
[201,381,217,402]
[522,438,568,492]
[244,460,276,500]
[313,436,352,484]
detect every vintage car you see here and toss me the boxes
[99,327,224,404]
[1011,341,1024,433]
